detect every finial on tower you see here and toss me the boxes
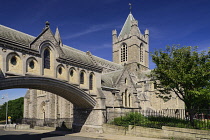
[129,3,132,13]
[45,21,50,28]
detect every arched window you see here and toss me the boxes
[29,60,35,69]
[58,67,62,75]
[89,73,93,90]
[121,43,127,62]
[70,69,74,77]
[122,93,124,106]
[125,89,128,107]
[140,44,143,62]
[128,94,131,107]
[44,49,50,69]
[125,78,127,85]
[80,71,84,84]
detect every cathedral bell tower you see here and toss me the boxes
[112,11,149,70]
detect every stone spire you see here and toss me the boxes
[118,13,135,37]
[55,27,63,46]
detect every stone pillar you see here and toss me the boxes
[72,106,104,133]
[23,98,29,118]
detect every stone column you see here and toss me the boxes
[72,106,104,133]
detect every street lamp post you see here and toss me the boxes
[2,93,8,127]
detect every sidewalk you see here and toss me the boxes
[68,132,169,140]
[10,129,169,140]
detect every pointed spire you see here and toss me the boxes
[55,27,63,46]
[119,13,135,37]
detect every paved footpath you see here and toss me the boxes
[11,129,169,140]
[68,132,169,140]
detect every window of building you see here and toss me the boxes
[58,67,62,74]
[122,89,132,107]
[128,94,131,107]
[44,49,50,69]
[29,60,35,69]
[10,56,17,65]
[70,69,74,77]
[122,92,124,106]
[140,44,143,62]
[121,43,127,62]
[125,89,128,107]
[125,78,127,84]
[80,71,84,84]
[89,73,93,90]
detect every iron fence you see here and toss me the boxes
[104,107,210,130]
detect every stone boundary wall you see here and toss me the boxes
[102,124,210,140]
[16,124,30,130]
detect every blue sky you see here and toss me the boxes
[0,0,210,104]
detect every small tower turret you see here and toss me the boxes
[55,27,63,46]
[112,29,118,44]
[130,20,140,36]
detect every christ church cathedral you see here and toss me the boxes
[0,10,184,129]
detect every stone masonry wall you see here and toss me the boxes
[103,124,210,140]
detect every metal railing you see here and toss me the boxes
[104,107,210,130]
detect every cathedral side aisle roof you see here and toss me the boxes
[91,55,123,70]
[0,25,35,46]
[61,45,94,65]
[101,70,123,87]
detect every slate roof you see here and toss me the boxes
[91,55,123,70]
[138,69,151,80]
[0,25,35,46]
[101,70,123,87]
[61,45,94,65]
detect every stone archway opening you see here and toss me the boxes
[0,76,99,132]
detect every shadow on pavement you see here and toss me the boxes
[0,130,73,140]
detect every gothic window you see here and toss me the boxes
[80,71,84,84]
[44,49,50,69]
[29,60,35,69]
[125,78,127,85]
[121,43,127,62]
[58,67,62,74]
[89,73,93,90]
[128,94,131,107]
[70,69,74,77]
[140,44,143,62]
[125,89,128,107]
[122,93,124,106]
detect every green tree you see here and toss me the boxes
[0,97,24,123]
[151,46,210,125]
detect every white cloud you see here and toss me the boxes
[63,23,115,39]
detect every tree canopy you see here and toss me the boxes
[0,97,24,123]
[151,46,210,110]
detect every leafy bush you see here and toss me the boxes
[110,112,210,130]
